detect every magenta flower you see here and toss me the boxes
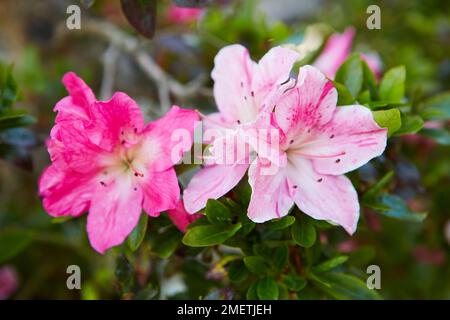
[184,44,299,213]
[166,5,203,24]
[0,266,18,300]
[167,200,203,233]
[39,72,198,253]
[246,66,387,233]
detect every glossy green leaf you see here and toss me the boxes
[228,260,248,283]
[314,271,382,300]
[205,199,232,225]
[182,223,241,247]
[273,245,289,271]
[372,108,402,136]
[335,54,363,97]
[257,277,279,300]
[246,282,258,300]
[291,216,316,248]
[333,81,355,106]
[127,213,148,252]
[379,66,405,103]
[394,114,424,135]
[243,256,270,275]
[152,226,183,258]
[266,215,295,230]
[283,275,307,292]
[313,256,348,273]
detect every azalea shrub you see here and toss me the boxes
[0,0,449,300]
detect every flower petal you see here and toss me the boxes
[287,157,359,234]
[167,200,203,233]
[247,159,293,223]
[212,44,258,123]
[142,106,199,172]
[54,72,96,123]
[274,65,337,146]
[183,163,249,213]
[89,92,145,151]
[39,165,96,217]
[313,27,355,79]
[141,168,180,217]
[253,46,299,105]
[87,176,143,253]
[302,105,387,175]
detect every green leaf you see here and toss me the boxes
[420,91,450,120]
[127,213,148,252]
[361,59,377,99]
[0,229,33,263]
[372,194,427,222]
[313,271,382,300]
[335,54,363,97]
[283,275,307,292]
[333,81,355,106]
[182,223,241,247]
[313,256,348,273]
[257,277,279,300]
[152,226,183,258]
[246,282,259,300]
[420,128,450,145]
[115,254,134,293]
[394,114,424,135]
[379,66,405,103]
[120,0,157,39]
[291,216,316,248]
[0,114,35,131]
[372,108,402,136]
[0,64,19,111]
[362,171,394,202]
[228,260,248,283]
[273,245,289,271]
[134,286,158,300]
[266,216,295,230]
[205,199,232,225]
[243,256,270,275]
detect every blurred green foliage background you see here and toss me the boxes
[0,0,448,299]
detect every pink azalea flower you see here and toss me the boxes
[0,266,18,300]
[39,72,198,253]
[313,27,381,79]
[166,5,203,24]
[246,65,387,233]
[183,45,299,213]
[167,200,203,233]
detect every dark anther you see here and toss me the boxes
[293,185,298,189]
[121,140,125,145]
[317,178,323,182]
[133,187,137,191]
[290,139,294,144]
[237,120,241,124]
[240,81,244,87]
[251,91,255,97]
[335,159,341,163]
[134,127,137,133]
[330,134,335,139]
[100,181,106,187]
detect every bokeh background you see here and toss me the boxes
[0,0,449,299]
